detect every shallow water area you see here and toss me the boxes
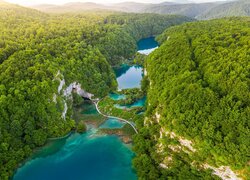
[80,100,98,115]
[115,97,146,109]
[14,129,136,180]
[100,118,126,129]
[14,100,136,180]
[109,93,126,100]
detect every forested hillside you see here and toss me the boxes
[31,0,250,20]
[0,7,116,179]
[0,2,191,179]
[99,13,192,64]
[133,17,250,179]
[143,2,218,19]
[197,0,250,20]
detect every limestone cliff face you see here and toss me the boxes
[63,82,94,100]
[145,110,241,180]
[54,71,95,120]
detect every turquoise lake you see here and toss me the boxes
[14,130,136,180]
[115,97,146,109]
[13,37,157,180]
[137,37,158,55]
[109,93,126,100]
[137,37,158,51]
[79,100,98,115]
[100,118,125,129]
[14,102,136,180]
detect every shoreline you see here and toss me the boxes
[47,131,72,140]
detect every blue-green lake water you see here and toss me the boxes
[115,97,146,109]
[114,64,143,90]
[80,100,98,115]
[100,118,125,129]
[137,37,158,51]
[115,37,158,90]
[14,37,157,180]
[14,130,136,180]
[109,93,126,100]
[137,37,158,55]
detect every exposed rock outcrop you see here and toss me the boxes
[63,82,94,100]
[61,100,68,120]
[204,164,241,180]
[54,71,95,120]
[155,123,241,179]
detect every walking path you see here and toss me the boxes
[94,100,138,134]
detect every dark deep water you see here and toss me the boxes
[137,37,158,51]
[114,37,158,90]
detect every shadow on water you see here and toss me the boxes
[79,100,98,115]
[113,64,131,78]
[115,65,143,90]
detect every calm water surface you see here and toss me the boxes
[14,130,136,180]
[109,93,126,100]
[114,37,158,90]
[137,37,158,55]
[114,64,143,90]
[137,37,158,51]
[14,102,136,180]
[115,97,146,109]
[100,118,125,129]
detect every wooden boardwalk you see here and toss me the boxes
[94,101,138,134]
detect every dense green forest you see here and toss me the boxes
[97,13,192,65]
[133,17,250,179]
[0,2,191,179]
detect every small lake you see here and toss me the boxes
[109,93,126,100]
[114,64,143,90]
[137,37,158,51]
[79,100,98,115]
[114,37,158,90]
[137,37,158,55]
[14,130,136,180]
[115,97,146,109]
